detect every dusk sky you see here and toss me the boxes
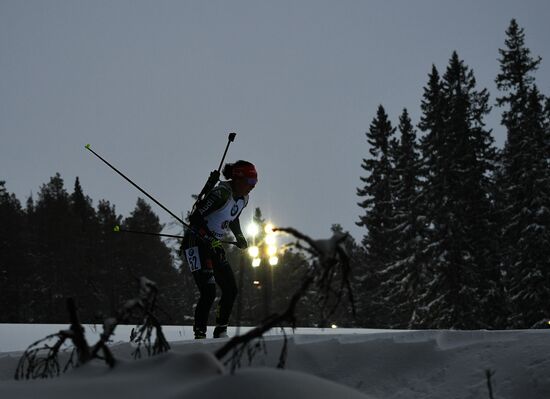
[2,0,549,242]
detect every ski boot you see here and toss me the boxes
[213,325,228,338]
[194,327,207,340]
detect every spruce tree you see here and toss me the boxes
[357,105,397,261]
[414,53,499,329]
[356,105,396,326]
[506,87,550,326]
[495,20,550,327]
[96,199,124,315]
[496,19,541,140]
[70,177,96,232]
[31,173,73,322]
[0,181,26,322]
[122,198,182,322]
[379,109,425,327]
[68,177,101,321]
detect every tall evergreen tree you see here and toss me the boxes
[505,86,550,326]
[0,181,26,322]
[122,198,183,322]
[95,200,124,315]
[379,109,425,327]
[356,105,396,326]
[414,53,499,329]
[67,177,101,321]
[31,173,73,322]
[495,19,550,327]
[70,177,96,232]
[496,19,541,142]
[357,105,397,260]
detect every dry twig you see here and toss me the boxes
[15,276,169,379]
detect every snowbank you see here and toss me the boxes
[1,326,550,398]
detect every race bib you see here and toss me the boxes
[184,246,201,272]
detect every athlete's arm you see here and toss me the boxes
[229,218,244,239]
[229,218,247,248]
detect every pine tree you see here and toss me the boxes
[414,53,499,329]
[122,198,183,322]
[70,177,96,232]
[0,181,26,322]
[378,109,425,327]
[68,177,101,321]
[495,20,550,327]
[506,87,550,326]
[496,19,541,141]
[31,173,73,322]
[356,105,397,326]
[357,105,397,260]
[95,199,124,315]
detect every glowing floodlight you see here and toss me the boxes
[248,246,259,258]
[267,245,277,257]
[246,222,260,238]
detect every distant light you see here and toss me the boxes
[253,280,260,285]
[248,246,259,258]
[265,234,276,246]
[246,222,260,238]
[331,324,338,329]
[264,223,275,234]
[269,256,279,266]
[267,245,277,257]
[252,258,261,267]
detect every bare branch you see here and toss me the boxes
[215,227,355,369]
[15,276,170,379]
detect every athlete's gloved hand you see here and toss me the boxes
[209,237,223,250]
[235,234,248,249]
[207,236,225,258]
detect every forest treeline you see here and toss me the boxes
[356,19,550,329]
[0,175,331,326]
[1,20,548,329]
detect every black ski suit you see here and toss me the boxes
[182,181,247,336]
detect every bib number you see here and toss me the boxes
[185,247,201,272]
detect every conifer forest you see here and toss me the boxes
[1,20,549,329]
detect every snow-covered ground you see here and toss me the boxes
[1,324,549,398]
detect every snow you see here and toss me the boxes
[1,325,550,398]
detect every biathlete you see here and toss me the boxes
[182,160,257,339]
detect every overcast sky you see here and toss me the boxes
[1,0,549,242]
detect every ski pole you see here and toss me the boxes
[113,225,237,245]
[113,225,185,239]
[85,144,238,246]
[85,144,189,228]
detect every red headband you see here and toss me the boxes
[232,164,257,180]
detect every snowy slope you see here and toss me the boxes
[1,326,550,399]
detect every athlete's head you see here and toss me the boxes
[223,160,257,196]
